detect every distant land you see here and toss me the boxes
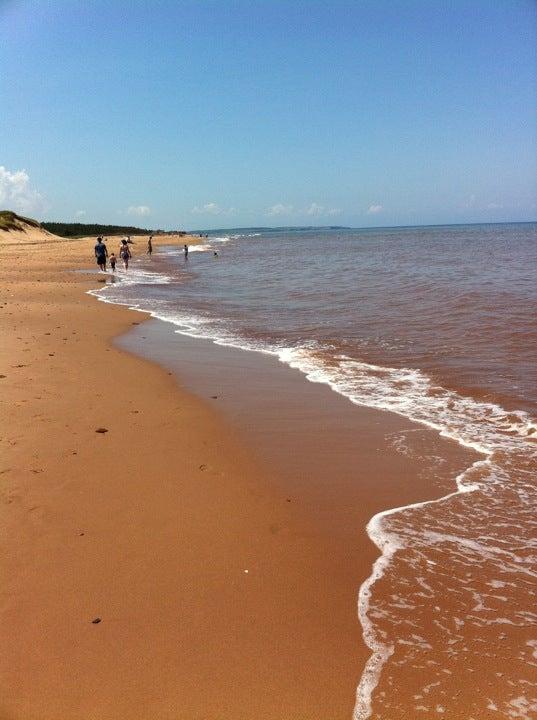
[1,212,353,239]
[0,210,191,245]
[196,225,352,234]
[41,221,187,238]
[5,212,531,243]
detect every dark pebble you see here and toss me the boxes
[95,428,108,434]
[91,618,101,624]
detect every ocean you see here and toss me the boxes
[92,223,537,719]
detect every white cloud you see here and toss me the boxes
[462,194,476,209]
[0,166,46,215]
[265,203,294,217]
[367,204,383,214]
[127,205,151,216]
[75,209,86,218]
[191,202,237,216]
[306,203,342,217]
[306,203,324,217]
[487,202,503,210]
[191,202,221,215]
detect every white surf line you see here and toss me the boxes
[352,459,489,720]
[275,353,535,716]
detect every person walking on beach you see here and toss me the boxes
[119,238,131,270]
[147,236,153,255]
[109,253,117,272]
[184,243,189,260]
[94,236,108,271]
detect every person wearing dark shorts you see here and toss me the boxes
[95,237,108,271]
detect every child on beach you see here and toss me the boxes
[109,253,117,271]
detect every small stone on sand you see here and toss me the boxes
[91,617,101,624]
[95,428,108,434]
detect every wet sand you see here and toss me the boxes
[117,319,479,540]
[1,236,479,719]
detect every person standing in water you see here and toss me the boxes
[94,236,108,271]
[147,236,153,255]
[184,243,189,260]
[119,238,131,270]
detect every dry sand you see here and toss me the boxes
[0,232,478,719]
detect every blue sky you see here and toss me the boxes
[1,0,535,229]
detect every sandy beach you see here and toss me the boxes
[0,232,485,719]
[2,0,534,714]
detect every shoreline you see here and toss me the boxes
[1,235,480,718]
[116,317,481,717]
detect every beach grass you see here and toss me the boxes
[0,210,41,232]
